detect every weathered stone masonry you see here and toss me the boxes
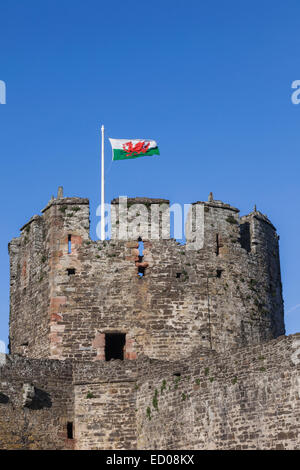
[0,189,298,450]
[136,334,300,450]
[0,354,74,449]
[1,334,299,449]
[8,192,284,361]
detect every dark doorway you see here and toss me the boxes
[105,333,126,361]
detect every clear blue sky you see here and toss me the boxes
[0,0,299,350]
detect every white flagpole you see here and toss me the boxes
[101,124,105,241]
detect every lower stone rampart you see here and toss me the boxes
[136,334,300,450]
[0,334,299,450]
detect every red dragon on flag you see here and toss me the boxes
[122,141,150,157]
[109,138,160,160]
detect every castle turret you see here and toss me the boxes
[240,208,284,339]
[8,190,285,361]
[184,193,285,351]
[9,187,90,358]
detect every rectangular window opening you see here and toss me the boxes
[240,222,251,253]
[67,421,73,439]
[216,270,222,278]
[68,235,72,254]
[176,272,182,278]
[138,240,146,277]
[105,333,126,361]
[216,234,220,256]
[67,268,76,276]
[138,266,145,277]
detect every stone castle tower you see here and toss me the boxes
[1,189,298,450]
[8,189,284,361]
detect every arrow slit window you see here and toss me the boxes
[68,235,72,254]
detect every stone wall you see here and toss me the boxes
[0,354,74,449]
[136,334,300,450]
[0,334,299,450]
[73,361,139,450]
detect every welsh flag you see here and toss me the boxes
[109,138,160,161]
